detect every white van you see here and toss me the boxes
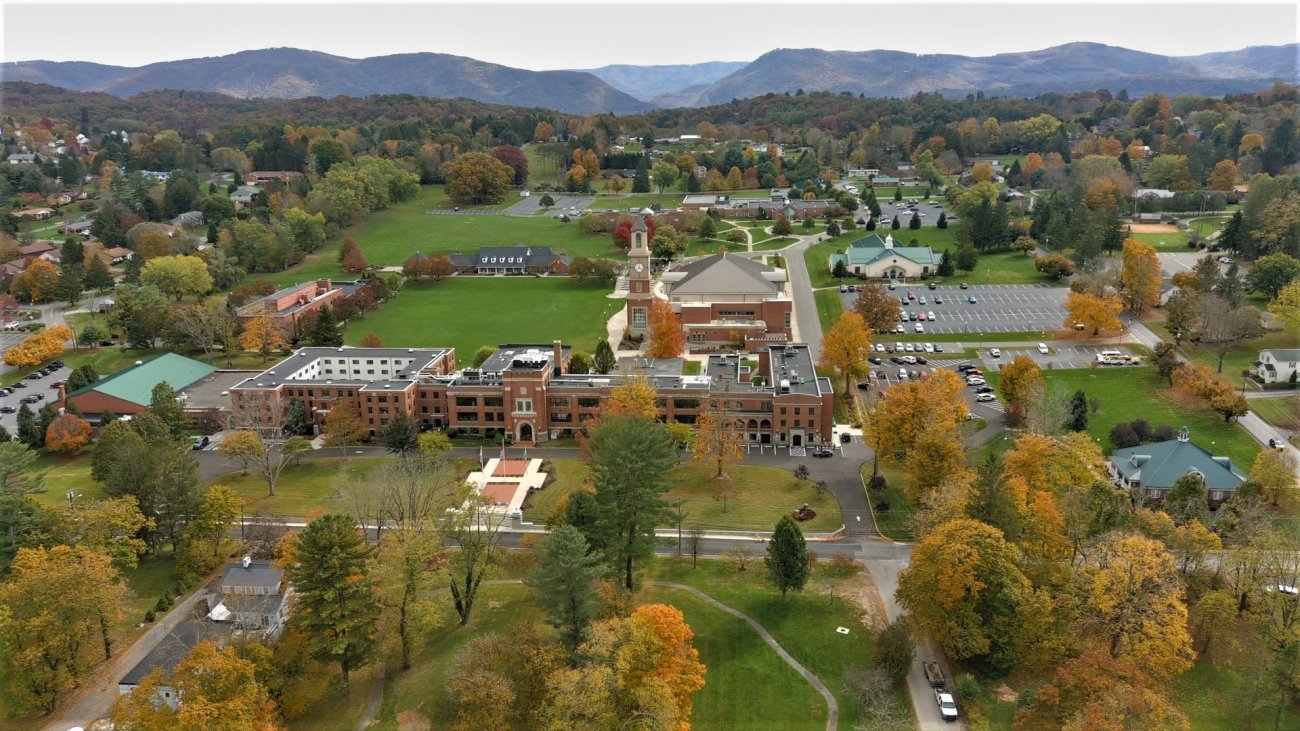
[899,369,909,381]
[1098,349,1123,358]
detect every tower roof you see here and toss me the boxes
[632,216,647,232]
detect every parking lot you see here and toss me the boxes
[0,362,72,433]
[859,359,1008,414]
[839,283,1068,334]
[872,199,955,228]
[977,344,1142,371]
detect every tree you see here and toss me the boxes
[4,325,73,369]
[1067,389,1088,432]
[569,257,618,285]
[111,641,284,731]
[586,416,679,590]
[149,381,190,441]
[45,413,92,454]
[567,351,593,374]
[526,524,605,654]
[184,485,240,561]
[83,255,115,292]
[1268,279,1300,332]
[306,304,343,347]
[170,298,235,363]
[998,357,1045,421]
[1246,253,1300,301]
[1208,159,1238,191]
[381,411,420,455]
[1077,532,1194,678]
[14,259,60,303]
[869,371,970,499]
[1165,473,1209,524]
[1153,342,1180,384]
[593,339,616,374]
[1012,650,1187,731]
[15,403,40,449]
[651,162,679,194]
[772,214,792,236]
[322,401,367,455]
[240,312,289,362]
[218,430,310,496]
[875,619,915,684]
[285,513,378,688]
[693,395,744,486]
[897,518,1047,671]
[645,300,684,358]
[954,243,979,272]
[0,546,127,712]
[765,515,810,599]
[1063,290,1122,335]
[632,157,651,193]
[1033,253,1075,279]
[819,310,873,395]
[852,284,902,332]
[442,488,506,626]
[1121,239,1162,312]
[1250,448,1298,508]
[489,144,529,185]
[443,152,514,205]
[1197,294,1263,373]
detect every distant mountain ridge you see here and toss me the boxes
[3,43,1295,113]
[1,48,651,115]
[676,43,1299,106]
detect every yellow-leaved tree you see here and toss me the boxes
[818,310,873,396]
[1121,239,1162,313]
[1063,291,1123,335]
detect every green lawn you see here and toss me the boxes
[1249,395,1300,432]
[752,236,799,251]
[1188,216,1230,238]
[420,184,519,212]
[813,288,845,334]
[1129,230,1191,252]
[523,461,843,532]
[586,193,685,210]
[1019,367,1261,468]
[1148,322,1294,377]
[1167,659,1300,731]
[211,457,385,516]
[682,238,747,258]
[959,250,1054,285]
[30,453,101,508]
[343,278,619,359]
[122,552,179,627]
[863,464,915,541]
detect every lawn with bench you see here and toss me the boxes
[342,277,619,361]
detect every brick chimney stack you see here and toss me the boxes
[552,340,564,375]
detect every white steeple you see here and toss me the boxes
[883,234,894,249]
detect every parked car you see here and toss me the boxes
[887,282,896,290]
[10,381,26,389]
[869,357,883,365]
[934,345,945,353]
[959,283,969,289]
[976,392,997,402]
[967,369,984,377]
[907,291,916,300]
[989,348,1001,358]
[967,295,978,304]
[904,343,915,352]
[966,376,987,386]
[20,394,43,404]
[899,369,909,381]
[901,355,917,365]
[49,380,66,389]
[956,363,974,372]
[918,296,927,305]
[840,432,852,444]
[934,295,943,304]
[923,343,934,353]
[1269,438,1286,450]
[1038,343,1050,354]
[191,435,211,451]
[812,448,834,458]
[975,386,994,394]
[936,690,959,723]
[26,372,43,380]
[839,285,849,293]
[916,356,929,365]
[0,388,11,397]
[893,325,905,333]
[0,406,14,414]
[915,323,925,333]
[928,282,937,290]
[874,343,886,352]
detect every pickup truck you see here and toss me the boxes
[923,661,946,688]
[935,689,959,722]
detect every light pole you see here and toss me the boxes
[66,490,81,508]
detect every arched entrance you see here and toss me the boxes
[518,423,534,443]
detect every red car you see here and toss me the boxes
[49,380,67,389]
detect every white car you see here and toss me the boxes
[918,296,927,305]
[976,392,997,402]
[989,348,1002,358]
[901,355,917,364]
[914,323,925,333]
[874,343,886,352]
[898,369,909,381]
[904,343,915,352]
[1037,343,1050,354]
[923,343,935,353]
[894,325,905,333]
[966,376,987,386]
[895,342,904,351]
[927,311,935,320]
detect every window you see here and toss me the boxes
[632,307,647,329]
[455,396,477,407]
[515,398,534,413]
[578,397,601,408]
[808,408,815,416]
[780,407,787,415]
[457,412,478,422]
[785,312,792,328]
[549,397,570,409]
[483,397,503,407]
[673,398,700,410]
[794,407,801,415]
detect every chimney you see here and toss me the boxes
[552,340,564,375]
[241,555,251,569]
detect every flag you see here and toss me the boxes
[479,446,484,468]
[500,434,506,462]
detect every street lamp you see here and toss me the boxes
[66,490,81,508]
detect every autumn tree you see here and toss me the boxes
[819,310,873,396]
[46,495,152,571]
[526,524,606,654]
[1208,159,1238,191]
[322,401,368,455]
[358,332,383,347]
[1077,532,1195,678]
[240,312,289,362]
[3,325,73,369]
[112,641,284,731]
[1250,448,1298,508]
[1269,279,1300,332]
[442,488,507,626]
[869,370,970,500]
[285,513,378,688]
[997,355,1045,414]
[645,300,684,358]
[1063,290,1123,335]
[852,284,902,332]
[1121,239,1162,313]
[444,152,514,205]
[693,395,744,484]
[374,493,448,670]
[585,415,679,590]
[1012,649,1188,731]
[140,255,214,301]
[897,518,1048,671]
[45,413,92,453]
[218,430,311,496]
[766,515,810,599]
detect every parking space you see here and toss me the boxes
[872,199,954,228]
[979,344,1143,372]
[0,362,71,433]
[839,283,1068,334]
[858,360,1005,414]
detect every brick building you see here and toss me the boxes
[661,252,792,352]
[235,279,348,339]
[448,245,571,275]
[230,343,833,448]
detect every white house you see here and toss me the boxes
[828,233,941,279]
[206,557,292,637]
[1254,349,1300,385]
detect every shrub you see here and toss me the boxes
[1109,423,1140,448]
[144,609,156,623]
[874,501,891,512]
[868,473,887,491]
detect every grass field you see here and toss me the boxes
[342,277,619,358]
[30,453,100,507]
[213,457,385,516]
[1016,367,1261,467]
[586,193,685,210]
[863,464,915,540]
[523,461,843,532]
[1147,322,1295,377]
[813,288,845,334]
[1249,394,1300,432]
[1188,216,1230,238]
[1129,230,1191,252]
[958,250,1054,285]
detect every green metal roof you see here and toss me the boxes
[1109,436,1246,491]
[68,353,216,407]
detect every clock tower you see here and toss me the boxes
[626,216,653,338]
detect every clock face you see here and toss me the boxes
[634,263,644,272]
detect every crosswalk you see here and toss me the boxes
[789,446,806,457]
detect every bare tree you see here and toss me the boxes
[1025,381,1072,435]
[1197,294,1263,373]
[687,528,704,569]
[170,298,235,364]
[242,512,286,559]
[443,488,506,626]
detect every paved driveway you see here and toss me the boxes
[505,194,594,217]
[979,344,1143,371]
[844,284,1068,334]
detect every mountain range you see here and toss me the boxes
[4,43,1296,114]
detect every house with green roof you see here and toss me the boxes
[1107,427,1247,505]
[828,233,941,280]
[64,353,216,418]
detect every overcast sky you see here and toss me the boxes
[4,1,1297,68]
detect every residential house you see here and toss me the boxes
[659,252,792,352]
[60,219,95,237]
[18,241,59,264]
[448,245,571,275]
[117,620,211,705]
[6,153,38,165]
[14,207,55,221]
[206,557,293,636]
[828,233,941,279]
[229,185,261,208]
[235,279,348,338]
[171,211,205,228]
[1108,427,1246,505]
[1254,348,1300,385]
[243,171,303,185]
[1132,188,1176,200]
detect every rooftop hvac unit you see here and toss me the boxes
[780,379,791,393]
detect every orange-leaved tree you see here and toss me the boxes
[46,413,93,454]
[818,310,873,396]
[1120,239,1162,313]
[1063,291,1122,335]
[239,312,289,362]
[645,300,685,358]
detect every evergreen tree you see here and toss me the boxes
[284,398,310,436]
[1100,207,1126,257]
[893,188,903,202]
[285,513,379,688]
[147,381,189,441]
[0,424,10,442]
[631,156,651,193]
[35,404,57,449]
[99,409,117,428]
[525,524,606,653]
[938,249,955,277]
[684,171,701,193]
[308,305,343,347]
[83,256,114,292]
[1219,210,1245,256]
[891,217,901,231]
[206,222,219,244]
[121,255,143,285]
[698,215,716,240]
[865,217,877,231]
[593,339,616,375]
[937,212,948,229]
[67,364,100,394]
[381,411,420,455]
[765,515,810,599]
[16,404,40,449]
[909,212,921,230]
[55,268,83,306]
[955,244,979,272]
[1068,389,1089,432]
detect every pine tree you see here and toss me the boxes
[1068,390,1089,432]
[121,255,143,285]
[593,339,616,374]
[34,404,57,450]
[308,305,343,347]
[83,256,114,292]
[381,411,420,455]
[938,249,955,277]
[765,515,810,599]
[525,524,606,653]
[698,215,716,240]
[632,156,651,193]
[285,513,379,688]
[937,212,948,229]
[284,398,310,436]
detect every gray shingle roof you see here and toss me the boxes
[221,560,283,590]
[666,253,785,297]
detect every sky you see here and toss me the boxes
[3,0,1298,69]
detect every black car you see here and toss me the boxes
[869,357,882,365]
[857,382,870,390]
[811,448,834,458]
[49,360,63,368]
[928,282,937,290]
[11,381,26,389]
[956,363,973,372]
[916,357,928,365]
[959,283,969,289]
[840,432,852,444]
[0,406,14,414]
[975,386,994,394]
